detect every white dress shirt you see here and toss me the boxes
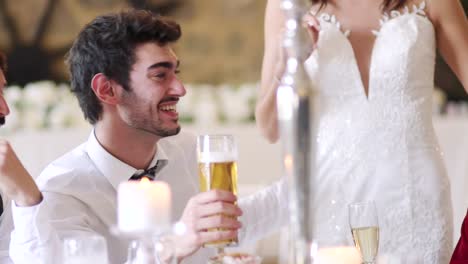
[0,196,13,264]
[9,130,214,264]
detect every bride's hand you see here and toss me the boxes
[271,13,320,90]
[303,13,321,50]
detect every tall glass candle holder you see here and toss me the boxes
[113,178,175,264]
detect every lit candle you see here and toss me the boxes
[117,178,171,233]
[316,247,361,264]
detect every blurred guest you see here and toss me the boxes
[0,52,42,263]
[9,11,241,264]
[451,210,468,264]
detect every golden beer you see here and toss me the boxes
[197,135,238,247]
[199,161,238,194]
[198,158,238,247]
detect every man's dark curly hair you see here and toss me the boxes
[66,9,181,124]
[0,51,7,72]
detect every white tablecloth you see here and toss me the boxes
[3,117,468,248]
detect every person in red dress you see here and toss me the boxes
[451,210,468,264]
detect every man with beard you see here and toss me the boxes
[0,52,42,263]
[9,11,242,264]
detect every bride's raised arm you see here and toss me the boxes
[255,0,285,143]
[256,0,318,143]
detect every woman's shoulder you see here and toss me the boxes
[422,0,457,25]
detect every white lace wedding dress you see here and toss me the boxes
[239,2,453,263]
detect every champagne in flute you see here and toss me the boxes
[351,226,379,263]
[349,201,379,264]
[197,135,238,247]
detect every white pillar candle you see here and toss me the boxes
[316,247,361,264]
[117,178,171,233]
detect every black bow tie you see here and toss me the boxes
[129,159,168,181]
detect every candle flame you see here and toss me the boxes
[284,155,293,168]
[140,177,151,184]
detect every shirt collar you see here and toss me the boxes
[86,130,168,190]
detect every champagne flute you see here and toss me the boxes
[197,134,238,248]
[348,201,379,264]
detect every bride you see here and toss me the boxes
[240,0,467,263]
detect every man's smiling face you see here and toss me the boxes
[117,42,186,138]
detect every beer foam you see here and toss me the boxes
[198,152,236,163]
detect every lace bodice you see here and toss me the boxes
[314,1,427,37]
[307,1,432,100]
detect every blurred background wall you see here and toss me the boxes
[0,0,466,98]
[0,0,266,86]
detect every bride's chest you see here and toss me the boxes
[305,9,436,101]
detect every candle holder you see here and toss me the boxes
[277,0,315,263]
[110,223,180,264]
[115,179,174,263]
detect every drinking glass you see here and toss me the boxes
[126,236,176,264]
[348,201,379,264]
[197,134,238,247]
[63,234,109,264]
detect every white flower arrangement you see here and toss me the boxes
[180,83,258,125]
[218,83,257,123]
[2,81,259,132]
[3,81,89,132]
[2,80,454,132]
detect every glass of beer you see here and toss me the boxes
[348,201,379,264]
[197,134,238,247]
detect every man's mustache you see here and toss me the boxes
[0,116,5,126]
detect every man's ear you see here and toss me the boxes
[91,73,118,105]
